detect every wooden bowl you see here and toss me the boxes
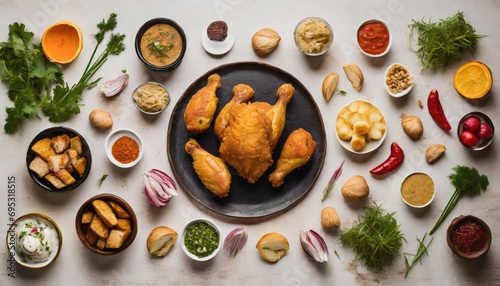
[75,193,137,255]
[447,215,492,259]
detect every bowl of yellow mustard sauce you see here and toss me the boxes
[400,172,435,208]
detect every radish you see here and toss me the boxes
[462,115,481,133]
[460,130,479,147]
[477,123,493,140]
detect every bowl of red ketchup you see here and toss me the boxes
[356,19,391,58]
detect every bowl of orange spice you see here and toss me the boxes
[105,129,144,168]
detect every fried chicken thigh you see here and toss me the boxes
[268,128,316,188]
[184,74,222,135]
[219,103,273,183]
[214,84,255,140]
[185,138,231,198]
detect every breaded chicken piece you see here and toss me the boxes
[184,74,222,135]
[268,128,316,188]
[219,103,274,184]
[214,84,255,140]
[264,83,294,150]
[185,138,231,198]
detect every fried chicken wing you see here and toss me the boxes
[214,84,255,140]
[263,83,295,150]
[184,74,222,135]
[185,138,231,198]
[219,103,273,183]
[268,128,316,188]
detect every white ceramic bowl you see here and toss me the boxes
[335,100,387,154]
[6,213,62,269]
[400,172,436,208]
[201,29,235,56]
[181,218,221,262]
[384,63,414,97]
[356,18,392,58]
[105,128,144,168]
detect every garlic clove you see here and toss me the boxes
[341,175,369,201]
[99,74,129,97]
[321,207,341,228]
[322,72,340,102]
[223,226,248,256]
[299,229,328,263]
[425,144,446,163]
[343,63,364,92]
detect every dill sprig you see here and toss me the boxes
[409,11,485,71]
[404,233,433,278]
[340,203,405,272]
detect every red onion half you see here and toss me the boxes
[143,169,178,207]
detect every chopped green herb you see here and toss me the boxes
[337,90,348,95]
[340,203,405,272]
[98,174,109,187]
[409,11,485,71]
[184,221,219,258]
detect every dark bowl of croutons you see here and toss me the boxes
[26,126,92,191]
[75,193,138,255]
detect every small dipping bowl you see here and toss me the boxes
[105,128,144,168]
[181,218,221,262]
[294,17,333,56]
[201,21,235,55]
[26,126,92,192]
[135,18,187,72]
[400,172,435,208]
[447,215,492,259]
[356,18,391,58]
[132,82,170,115]
[457,111,494,151]
[42,21,83,64]
[6,213,62,269]
[75,193,138,255]
[384,63,414,97]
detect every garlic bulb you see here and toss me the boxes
[341,175,369,201]
[321,207,340,228]
[99,74,129,97]
[252,28,281,56]
[401,114,423,140]
[89,109,113,129]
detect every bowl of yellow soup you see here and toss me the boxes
[400,172,435,208]
[135,18,187,72]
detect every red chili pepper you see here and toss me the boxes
[427,89,451,131]
[369,142,404,175]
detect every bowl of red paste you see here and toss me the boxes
[447,215,492,259]
[356,19,391,57]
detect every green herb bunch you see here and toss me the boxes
[0,13,125,134]
[429,165,488,235]
[340,203,405,272]
[0,23,64,133]
[409,11,485,71]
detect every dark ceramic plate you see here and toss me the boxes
[26,126,92,191]
[167,62,326,219]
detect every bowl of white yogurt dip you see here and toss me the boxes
[6,213,62,269]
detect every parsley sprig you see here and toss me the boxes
[42,13,126,122]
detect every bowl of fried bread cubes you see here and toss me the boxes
[75,193,138,255]
[26,126,92,191]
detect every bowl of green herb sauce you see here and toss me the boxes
[181,218,221,261]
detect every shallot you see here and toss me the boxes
[299,229,329,263]
[223,226,248,256]
[143,169,178,207]
[99,73,129,97]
